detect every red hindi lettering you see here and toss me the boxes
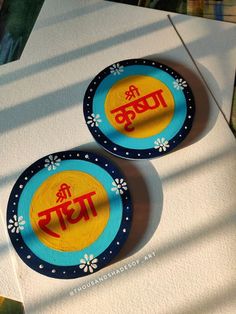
[56,183,71,203]
[110,104,136,132]
[37,191,97,238]
[38,201,71,238]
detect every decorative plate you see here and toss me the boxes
[83,59,195,159]
[7,151,132,279]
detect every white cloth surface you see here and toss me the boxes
[0,1,235,313]
[170,13,236,122]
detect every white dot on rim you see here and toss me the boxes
[39,264,44,269]
[27,255,31,259]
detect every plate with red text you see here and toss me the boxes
[83,59,195,159]
[7,151,132,279]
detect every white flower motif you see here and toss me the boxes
[109,63,124,75]
[173,78,187,90]
[154,138,170,152]
[44,155,61,171]
[8,215,25,233]
[111,178,128,195]
[87,113,102,127]
[79,254,98,273]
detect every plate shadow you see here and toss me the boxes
[145,55,220,152]
[73,142,163,262]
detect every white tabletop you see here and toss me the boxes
[170,13,236,122]
[0,1,235,313]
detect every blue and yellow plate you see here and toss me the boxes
[7,151,132,279]
[83,59,195,159]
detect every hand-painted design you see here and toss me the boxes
[44,155,61,171]
[7,150,133,278]
[173,78,187,90]
[8,215,25,233]
[111,178,128,195]
[79,254,98,273]
[87,113,102,127]
[109,63,124,75]
[154,138,170,152]
[83,59,195,160]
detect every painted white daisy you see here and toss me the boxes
[154,138,170,152]
[8,215,25,233]
[111,178,128,195]
[109,63,124,75]
[44,155,61,171]
[173,78,187,90]
[79,254,98,273]
[87,113,102,127]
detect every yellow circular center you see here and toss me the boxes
[30,171,110,252]
[105,75,175,138]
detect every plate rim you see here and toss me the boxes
[6,150,132,279]
[83,58,195,160]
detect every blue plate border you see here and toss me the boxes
[83,58,195,159]
[6,150,132,279]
